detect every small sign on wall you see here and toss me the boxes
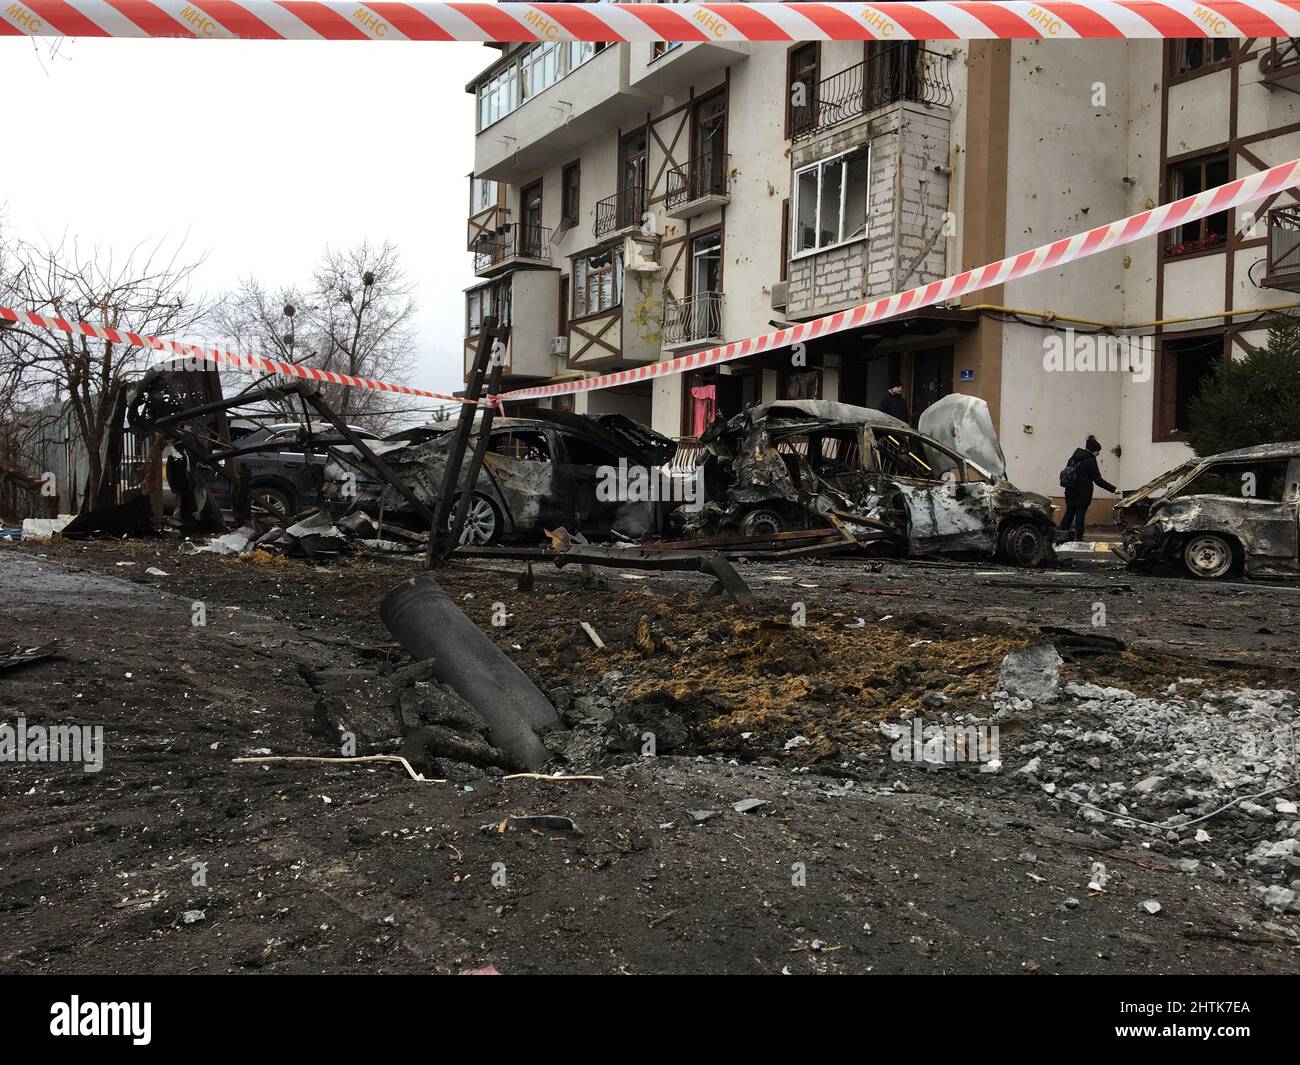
[959,368,975,382]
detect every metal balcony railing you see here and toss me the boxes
[594,185,648,238]
[663,291,724,346]
[669,437,706,474]
[1266,38,1300,77]
[666,152,730,209]
[1266,204,1300,283]
[790,44,953,142]
[473,222,551,272]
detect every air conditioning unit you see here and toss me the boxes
[770,280,789,312]
[549,336,569,357]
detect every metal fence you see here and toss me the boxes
[790,45,953,142]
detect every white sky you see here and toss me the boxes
[0,37,490,397]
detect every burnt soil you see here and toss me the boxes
[1,537,1298,974]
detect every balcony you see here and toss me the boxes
[665,153,730,219]
[472,222,551,277]
[629,39,751,94]
[1261,204,1300,292]
[464,270,560,381]
[473,45,655,184]
[790,45,952,143]
[663,291,724,350]
[1262,38,1300,94]
[594,186,648,240]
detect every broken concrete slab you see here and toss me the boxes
[997,644,1063,702]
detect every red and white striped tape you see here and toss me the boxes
[0,2,1295,42]
[0,307,475,404]
[497,156,1300,402]
[5,157,1299,407]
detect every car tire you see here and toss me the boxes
[739,508,786,537]
[452,493,502,546]
[999,521,1048,568]
[251,484,297,521]
[1182,533,1236,580]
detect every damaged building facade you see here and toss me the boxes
[466,23,1300,522]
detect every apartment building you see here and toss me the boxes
[464,30,1300,514]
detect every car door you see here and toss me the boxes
[870,427,997,553]
[556,431,636,537]
[479,428,569,537]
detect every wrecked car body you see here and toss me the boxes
[324,410,679,545]
[1113,443,1300,579]
[683,395,1057,566]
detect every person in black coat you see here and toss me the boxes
[1059,435,1116,541]
[880,383,909,423]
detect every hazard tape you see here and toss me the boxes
[0,2,1295,42]
[0,308,476,404]
[5,158,1300,409]
[496,157,1300,402]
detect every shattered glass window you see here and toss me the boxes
[874,431,961,483]
[1174,460,1290,502]
[560,434,621,468]
[489,431,551,462]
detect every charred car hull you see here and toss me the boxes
[324,410,678,545]
[1115,443,1300,579]
[681,396,1056,566]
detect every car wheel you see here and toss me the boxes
[251,485,297,522]
[999,521,1048,568]
[1183,534,1235,579]
[452,493,502,546]
[739,508,785,537]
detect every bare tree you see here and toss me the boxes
[0,235,207,506]
[214,240,418,432]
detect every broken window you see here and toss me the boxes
[874,430,961,483]
[1173,460,1292,502]
[793,149,869,253]
[1156,332,1223,437]
[573,248,623,318]
[1166,154,1230,254]
[560,434,621,468]
[808,430,862,471]
[1169,37,1232,78]
[489,430,551,462]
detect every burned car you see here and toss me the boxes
[324,409,678,544]
[684,395,1057,566]
[1113,443,1300,579]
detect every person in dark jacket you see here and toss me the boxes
[1059,435,1116,541]
[880,383,909,423]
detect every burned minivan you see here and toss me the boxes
[683,396,1058,566]
[1113,443,1300,579]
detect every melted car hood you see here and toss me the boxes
[917,394,1008,482]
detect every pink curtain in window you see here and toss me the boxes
[689,384,716,437]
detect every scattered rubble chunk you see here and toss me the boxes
[997,645,1063,702]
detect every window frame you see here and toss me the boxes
[791,148,870,257]
[786,41,820,139]
[475,40,607,132]
[1153,328,1225,442]
[572,246,624,319]
[1164,151,1231,257]
[561,160,582,229]
[1166,37,1234,83]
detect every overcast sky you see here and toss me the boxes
[0,37,489,397]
